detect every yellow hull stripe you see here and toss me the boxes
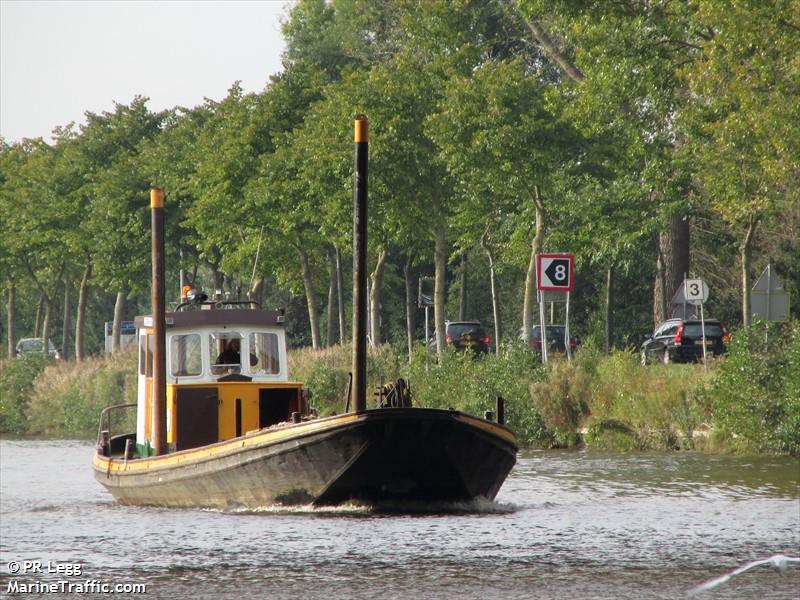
[95,413,361,474]
[454,414,518,446]
[94,411,517,476]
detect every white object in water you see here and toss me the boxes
[687,554,800,597]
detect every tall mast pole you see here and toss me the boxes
[151,186,167,455]
[352,116,368,412]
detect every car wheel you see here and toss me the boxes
[640,350,648,366]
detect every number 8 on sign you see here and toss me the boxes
[536,254,575,292]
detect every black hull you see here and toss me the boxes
[94,408,517,509]
[316,409,516,505]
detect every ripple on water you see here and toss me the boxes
[2,441,798,600]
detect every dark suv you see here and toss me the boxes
[640,318,730,364]
[521,325,579,355]
[440,321,491,354]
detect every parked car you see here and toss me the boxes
[15,337,63,360]
[640,318,730,364]
[431,321,491,354]
[521,325,579,355]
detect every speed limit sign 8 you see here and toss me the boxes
[536,254,574,292]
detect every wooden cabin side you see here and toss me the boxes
[133,307,307,457]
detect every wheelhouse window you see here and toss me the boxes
[139,334,146,376]
[210,332,243,375]
[170,333,202,377]
[139,334,153,377]
[249,332,280,375]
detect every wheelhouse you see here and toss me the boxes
[133,304,306,457]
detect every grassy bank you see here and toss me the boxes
[2,320,798,454]
[0,349,137,438]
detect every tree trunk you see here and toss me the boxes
[434,222,447,355]
[75,260,92,361]
[519,17,585,83]
[336,246,346,344]
[458,253,468,320]
[604,266,614,353]
[6,285,16,358]
[522,185,545,344]
[112,291,125,353]
[34,295,44,338]
[481,233,501,354]
[61,283,71,361]
[654,243,668,327]
[326,247,337,347]
[403,255,416,362]
[249,277,264,305]
[41,298,52,357]
[212,265,224,295]
[369,246,387,347]
[299,249,321,350]
[653,214,690,324]
[740,216,759,327]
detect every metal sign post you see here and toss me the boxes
[536,254,575,365]
[418,276,434,347]
[564,292,572,362]
[685,278,710,370]
[538,293,548,364]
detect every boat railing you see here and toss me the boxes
[174,299,262,312]
[96,403,136,457]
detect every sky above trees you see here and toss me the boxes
[0,0,290,143]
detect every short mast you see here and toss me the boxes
[351,116,368,413]
[150,186,167,455]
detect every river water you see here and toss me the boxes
[0,440,798,599]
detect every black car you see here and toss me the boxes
[640,318,730,364]
[521,325,579,355]
[438,321,491,354]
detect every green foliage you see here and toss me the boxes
[584,420,638,452]
[289,342,550,444]
[0,355,49,434]
[25,350,138,438]
[290,345,352,415]
[2,0,798,440]
[405,343,549,445]
[587,350,705,450]
[531,358,591,442]
[704,320,800,455]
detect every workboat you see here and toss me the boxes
[92,296,517,508]
[93,116,517,509]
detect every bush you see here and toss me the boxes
[704,320,800,455]
[0,355,49,434]
[405,342,549,446]
[587,349,706,450]
[26,349,138,437]
[5,323,797,455]
[530,358,591,446]
[290,341,550,446]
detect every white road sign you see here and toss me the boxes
[536,254,574,292]
[751,264,790,321]
[684,279,709,305]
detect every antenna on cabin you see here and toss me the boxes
[248,225,265,300]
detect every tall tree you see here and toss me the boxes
[680,0,800,325]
